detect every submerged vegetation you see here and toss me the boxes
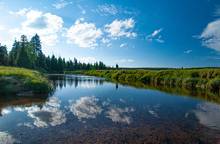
[0,66,52,94]
[68,69,220,101]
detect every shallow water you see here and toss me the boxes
[0,74,220,144]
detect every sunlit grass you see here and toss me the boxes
[0,66,52,94]
[68,69,220,92]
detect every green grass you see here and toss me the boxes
[67,69,220,93]
[0,66,52,94]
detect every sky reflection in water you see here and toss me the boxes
[0,75,220,143]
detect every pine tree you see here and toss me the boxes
[30,34,44,69]
[57,57,64,73]
[17,35,32,68]
[30,34,42,56]
[50,55,58,73]
[0,44,8,65]
[9,40,20,66]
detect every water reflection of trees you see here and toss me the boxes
[49,75,104,90]
[111,80,220,104]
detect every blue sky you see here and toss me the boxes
[0,0,220,67]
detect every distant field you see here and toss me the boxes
[0,66,52,94]
[67,68,220,93]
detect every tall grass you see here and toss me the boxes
[0,66,52,94]
[69,69,220,93]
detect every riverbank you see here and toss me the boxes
[0,66,52,94]
[66,69,220,93]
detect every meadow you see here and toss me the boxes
[67,68,220,93]
[0,66,52,94]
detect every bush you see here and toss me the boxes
[208,78,220,92]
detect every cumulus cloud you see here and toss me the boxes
[69,96,102,120]
[106,106,134,124]
[67,19,102,49]
[9,8,31,16]
[105,18,137,38]
[96,4,118,16]
[53,0,72,9]
[200,19,220,52]
[0,131,18,144]
[10,9,63,47]
[194,102,220,130]
[146,28,164,43]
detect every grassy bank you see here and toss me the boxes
[67,69,220,93]
[0,66,52,94]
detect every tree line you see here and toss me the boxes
[0,34,108,73]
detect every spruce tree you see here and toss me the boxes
[0,44,8,65]
[17,35,32,68]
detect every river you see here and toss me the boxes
[0,74,220,144]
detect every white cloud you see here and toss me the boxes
[200,19,220,52]
[94,4,138,16]
[96,4,118,16]
[79,57,96,63]
[52,0,72,9]
[77,5,86,14]
[9,8,31,16]
[67,19,102,49]
[106,106,134,124]
[184,50,192,54]
[69,96,102,120]
[0,25,5,31]
[101,38,110,44]
[9,9,64,47]
[105,18,137,38]
[120,43,127,48]
[146,28,164,43]
[115,59,135,63]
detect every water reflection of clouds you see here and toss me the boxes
[194,102,220,130]
[69,96,102,120]
[78,82,97,89]
[69,96,135,124]
[15,97,66,128]
[1,108,11,116]
[0,131,17,144]
[106,107,134,124]
[146,104,160,118]
[17,122,34,129]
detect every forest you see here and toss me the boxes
[0,34,107,73]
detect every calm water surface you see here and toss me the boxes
[0,75,220,144]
